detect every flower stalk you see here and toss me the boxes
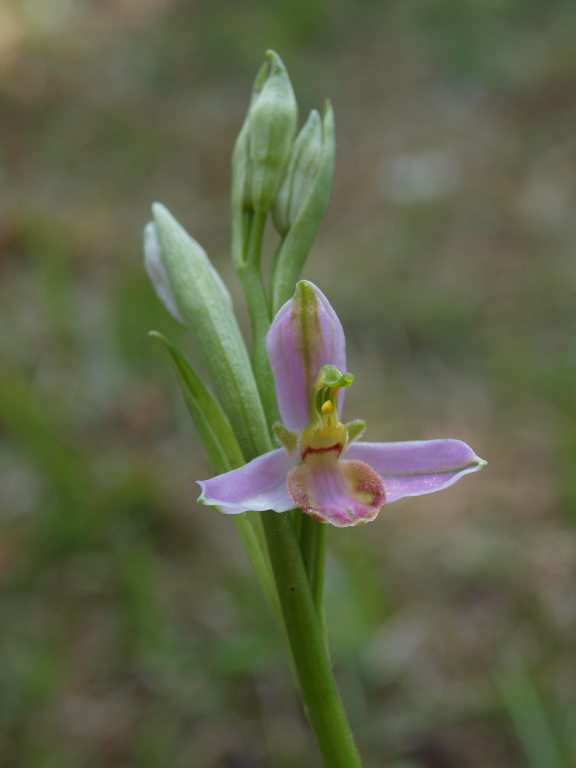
[144,49,486,768]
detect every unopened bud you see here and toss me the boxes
[270,101,336,314]
[143,221,185,325]
[232,50,297,220]
[272,109,323,236]
[151,203,268,459]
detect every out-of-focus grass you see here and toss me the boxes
[1,1,576,766]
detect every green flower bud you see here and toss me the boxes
[234,50,298,217]
[231,51,298,271]
[272,109,323,237]
[143,221,185,326]
[270,101,336,314]
[150,203,270,460]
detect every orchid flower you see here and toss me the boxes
[198,281,485,527]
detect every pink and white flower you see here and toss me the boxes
[198,281,485,527]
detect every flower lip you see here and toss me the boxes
[287,458,386,527]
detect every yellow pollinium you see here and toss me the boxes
[321,401,333,415]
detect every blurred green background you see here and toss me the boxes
[2,1,576,766]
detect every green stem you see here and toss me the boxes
[290,507,303,540]
[299,515,328,616]
[234,199,364,768]
[262,511,364,768]
[236,211,279,426]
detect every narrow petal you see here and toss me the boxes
[287,458,385,527]
[266,280,347,432]
[197,449,296,514]
[346,439,485,503]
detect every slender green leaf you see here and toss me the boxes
[496,663,567,768]
[149,331,280,624]
[149,331,244,473]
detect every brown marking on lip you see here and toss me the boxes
[301,442,343,461]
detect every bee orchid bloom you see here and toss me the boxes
[197,281,485,527]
